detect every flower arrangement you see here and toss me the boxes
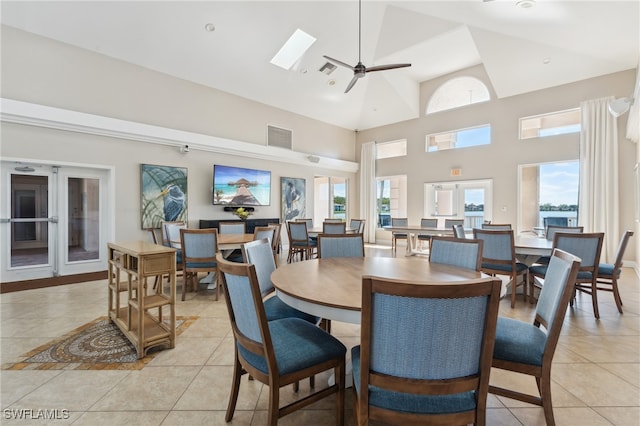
[233,207,253,220]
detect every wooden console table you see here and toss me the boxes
[107,241,176,359]
[199,218,280,234]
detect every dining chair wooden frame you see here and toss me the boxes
[317,233,365,259]
[417,218,438,249]
[286,221,317,262]
[322,221,347,234]
[179,228,219,301]
[473,228,529,308]
[217,254,346,426]
[481,223,512,230]
[354,274,502,426]
[452,223,466,239]
[390,217,409,253]
[529,232,604,318]
[489,249,581,426]
[593,230,633,314]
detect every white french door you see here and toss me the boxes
[0,161,111,283]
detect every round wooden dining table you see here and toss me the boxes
[270,257,487,324]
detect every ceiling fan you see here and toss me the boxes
[323,0,411,93]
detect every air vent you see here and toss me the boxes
[267,125,293,150]
[319,62,337,75]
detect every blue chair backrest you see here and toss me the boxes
[420,218,438,228]
[481,223,512,230]
[296,218,313,229]
[253,227,275,245]
[288,221,309,241]
[242,239,276,297]
[546,225,583,241]
[429,237,482,271]
[219,222,246,234]
[544,216,569,228]
[473,229,514,262]
[323,222,346,234]
[536,249,578,332]
[222,265,263,344]
[554,232,603,269]
[391,217,408,227]
[444,219,464,228]
[368,285,492,380]
[318,234,364,258]
[181,229,218,260]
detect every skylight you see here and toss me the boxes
[270,29,316,70]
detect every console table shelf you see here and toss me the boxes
[107,241,176,359]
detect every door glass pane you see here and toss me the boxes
[11,174,49,267]
[464,188,485,228]
[331,177,347,221]
[67,177,100,262]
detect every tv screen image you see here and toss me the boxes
[213,165,271,206]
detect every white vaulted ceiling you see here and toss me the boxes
[2,1,638,130]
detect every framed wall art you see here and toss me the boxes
[141,164,188,229]
[281,177,306,222]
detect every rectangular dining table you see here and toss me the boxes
[382,225,469,255]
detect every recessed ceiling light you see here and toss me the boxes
[516,0,536,8]
[204,23,216,32]
[543,57,551,64]
[328,80,336,86]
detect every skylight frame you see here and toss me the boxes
[270,29,316,70]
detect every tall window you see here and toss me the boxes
[376,175,407,227]
[314,176,347,221]
[518,161,579,231]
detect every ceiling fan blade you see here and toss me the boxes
[323,55,355,71]
[344,75,360,93]
[365,63,412,73]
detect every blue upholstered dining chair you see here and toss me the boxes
[417,218,438,249]
[241,239,319,325]
[217,254,346,426]
[322,221,347,234]
[429,236,483,271]
[481,223,512,230]
[317,234,365,259]
[529,232,604,318]
[535,225,584,265]
[352,274,502,425]
[595,230,633,313]
[473,228,529,308]
[452,223,466,239]
[390,217,408,253]
[444,218,464,228]
[349,218,366,234]
[490,249,581,426]
[286,221,317,262]
[179,228,219,301]
[218,221,246,234]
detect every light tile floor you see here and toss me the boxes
[1,244,639,425]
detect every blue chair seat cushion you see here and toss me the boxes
[530,265,592,280]
[417,234,432,240]
[264,295,320,324]
[238,318,346,376]
[351,346,477,415]
[534,255,550,265]
[393,233,408,238]
[482,262,528,274]
[597,263,620,278]
[493,317,547,366]
[185,261,216,269]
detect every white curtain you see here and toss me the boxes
[578,97,619,262]
[625,67,639,143]
[360,142,377,243]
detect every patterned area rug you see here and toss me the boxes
[2,316,198,371]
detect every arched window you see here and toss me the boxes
[426,77,490,114]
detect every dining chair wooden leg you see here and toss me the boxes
[268,385,280,426]
[591,281,600,319]
[225,354,243,422]
[539,374,555,426]
[612,276,624,313]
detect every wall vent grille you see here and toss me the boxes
[267,125,292,150]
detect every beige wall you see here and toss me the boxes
[0,26,357,243]
[356,65,638,263]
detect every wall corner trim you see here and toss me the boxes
[1,98,359,173]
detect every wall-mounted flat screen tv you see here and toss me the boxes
[212,165,271,206]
